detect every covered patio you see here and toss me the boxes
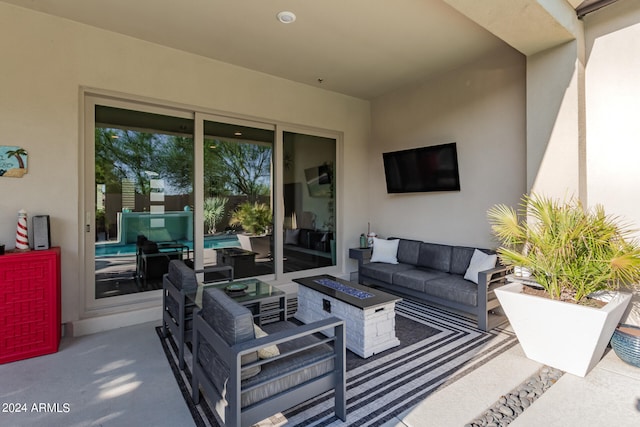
[1,315,638,426]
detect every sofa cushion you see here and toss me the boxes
[167,260,198,292]
[464,249,498,284]
[449,246,476,275]
[423,275,479,307]
[284,229,300,245]
[241,320,335,408]
[418,243,453,272]
[370,237,399,264]
[360,262,414,284]
[393,268,450,293]
[200,288,260,381]
[393,238,422,265]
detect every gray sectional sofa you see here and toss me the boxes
[357,238,510,331]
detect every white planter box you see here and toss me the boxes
[495,282,632,377]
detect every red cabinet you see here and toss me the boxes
[0,247,61,364]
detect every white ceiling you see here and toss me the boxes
[1,0,577,100]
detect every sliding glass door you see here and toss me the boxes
[282,131,337,272]
[84,94,339,313]
[198,117,275,280]
[89,101,194,302]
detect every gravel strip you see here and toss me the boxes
[465,366,564,426]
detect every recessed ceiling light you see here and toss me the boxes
[277,11,296,24]
[234,131,242,136]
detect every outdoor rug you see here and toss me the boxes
[156,298,517,427]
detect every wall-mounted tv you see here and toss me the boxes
[304,164,332,198]
[383,142,460,193]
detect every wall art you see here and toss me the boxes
[0,146,28,178]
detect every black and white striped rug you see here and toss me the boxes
[157,299,517,427]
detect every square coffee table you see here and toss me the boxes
[192,277,286,326]
[294,274,401,358]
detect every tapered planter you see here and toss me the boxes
[495,282,632,377]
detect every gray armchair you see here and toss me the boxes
[192,287,347,427]
[162,260,233,369]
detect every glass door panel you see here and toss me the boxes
[94,105,194,298]
[201,119,274,280]
[282,131,337,273]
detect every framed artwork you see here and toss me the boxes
[0,146,28,178]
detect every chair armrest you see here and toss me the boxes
[192,313,345,371]
[163,277,195,318]
[233,318,345,392]
[234,317,344,357]
[142,251,172,261]
[350,248,372,267]
[477,265,513,294]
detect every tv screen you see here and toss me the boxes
[304,164,332,197]
[383,143,460,193]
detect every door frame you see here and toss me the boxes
[80,89,342,318]
[82,94,194,314]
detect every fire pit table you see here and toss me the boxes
[294,274,401,358]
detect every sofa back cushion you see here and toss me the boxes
[201,288,260,379]
[284,228,301,245]
[449,246,476,275]
[418,243,453,272]
[450,247,496,275]
[391,238,422,265]
[167,260,198,292]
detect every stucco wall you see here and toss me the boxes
[526,39,585,200]
[583,1,640,325]
[0,3,370,326]
[368,48,527,248]
[584,1,640,233]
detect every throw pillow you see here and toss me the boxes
[464,249,498,284]
[284,228,300,245]
[370,237,400,264]
[253,324,281,359]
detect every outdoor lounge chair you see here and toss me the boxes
[162,260,233,369]
[191,287,347,427]
[137,234,190,289]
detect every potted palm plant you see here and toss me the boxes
[203,197,228,235]
[230,202,273,258]
[488,194,640,376]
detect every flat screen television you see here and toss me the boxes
[304,164,332,198]
[383,142,460,193]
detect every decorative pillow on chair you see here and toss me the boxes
[464,249,498,284]
[370,237,400,264]
[284,229,300,245]
[253,324,281,359]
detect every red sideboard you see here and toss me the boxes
[0,247,61,364]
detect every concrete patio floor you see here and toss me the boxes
[1,320,639,427]
[391,338,640,426]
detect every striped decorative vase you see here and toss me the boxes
[15,209,29,250]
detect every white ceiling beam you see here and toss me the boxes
[443,0,580,55]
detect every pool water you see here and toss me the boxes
[95,234,240,257]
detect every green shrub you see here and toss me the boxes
[230,202,272,235]
[488,194,640,302]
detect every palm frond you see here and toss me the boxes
[488,193,640,301]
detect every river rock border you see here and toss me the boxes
[465,366,564,426]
